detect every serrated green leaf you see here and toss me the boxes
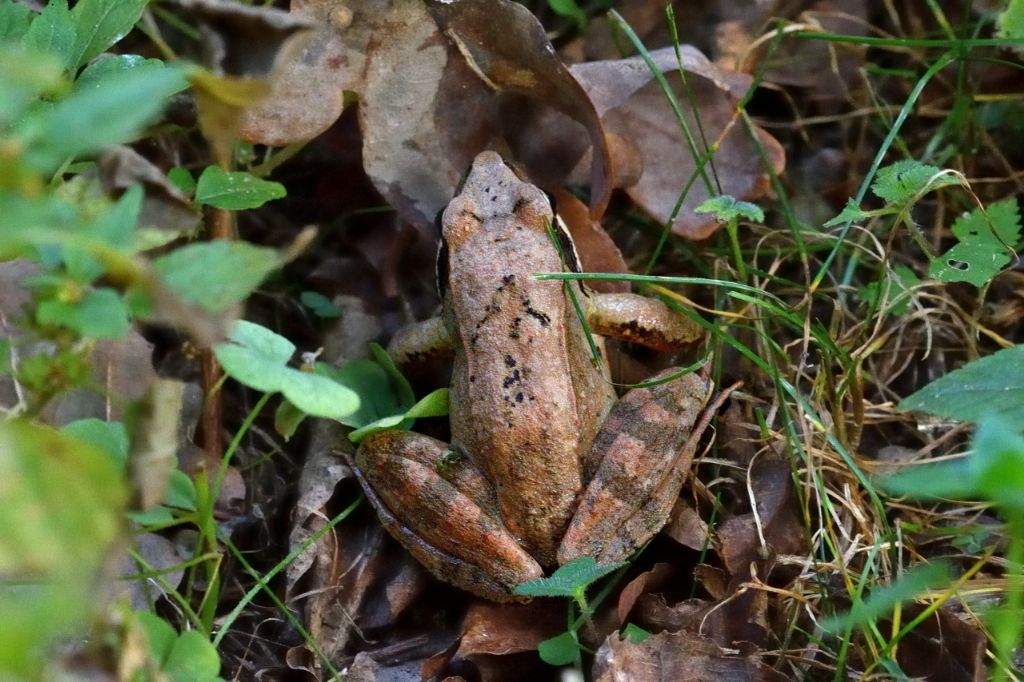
[163,630,221,681]
[194,166,286,210]
[695,195,764,223]
[22,0,76,72]
[537,631,580,666]
[0,0,33,41]
[68,0,148,69]
[899,344,1024,423]
[513,557,626,598]
[153,241,280,313]
[820,561,950,634]
[23,63,188,172]
[61,419,128,471]
[214,321,360,420]
[36,287,131,338]
[929,198,1020,287]
[872,160,960,205]
[824,198,871,227]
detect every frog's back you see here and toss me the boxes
[441,152,601,564]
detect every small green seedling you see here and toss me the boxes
[696,195,764,281]
[513,557,627,666]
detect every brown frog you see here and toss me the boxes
[354,151,723,601]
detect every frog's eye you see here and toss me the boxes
[552,214,583,275]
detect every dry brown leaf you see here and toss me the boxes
[550,188,630,294]
[892,606,986,682]
[572,46,785,239]
[240,0,387,145]
[593,629,788,682]
[616,562,675,623]
[716,457,805,583]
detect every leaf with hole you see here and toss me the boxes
[928,198,1020,286]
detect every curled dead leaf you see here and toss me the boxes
[572,46,785,239]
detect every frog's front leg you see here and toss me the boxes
[585,291,703,351]
[558,368,716,566]
[354,430,542,602]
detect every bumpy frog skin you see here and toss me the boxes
[353,152,719,602]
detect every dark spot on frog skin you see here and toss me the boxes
[504,355,516,368]
[469,375,476,383]
[502,369,521,388]
[521,296,551,327]
[509,316,522,339]
[512,197,529,212]
[515,392,524,403]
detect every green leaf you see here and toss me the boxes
[214,320,361,420]
[300,290,342,318]
[61,419,128,471]
[194,166,286,210]
[22,0,76,72]
[348,388,449,442]
[167,167,197,195]
[928,198,1021,287]
[998,0,1024,48]
[0,0,33,41]
[824,197,874,227]
[76,54,166,93]
[546,0,586,30]
[23,63,188,172]
[537,631,581,666]
[153,240,280,313]
[0,43,65,124]
[621,623,652,644]
[165,469,198,511]
[163,630,222,681]
[273,398,307,440]
[91,183,143,248]
[68,0,148,69]
[695,195,764,224]
[872,160,961,205]
[0,419,127,571]
[899,344,1024,423]
[136,611,177,664]
[967,417,1024,512]
[36,287,131,338]
[858,264,920,316]
[513,557,626,599]
[820,561,951,634]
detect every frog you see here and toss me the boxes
[353,151,724,602]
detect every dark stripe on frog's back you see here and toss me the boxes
[444,221,584,561]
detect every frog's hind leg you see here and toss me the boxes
[558,370,735,566]
[353,430,542,601]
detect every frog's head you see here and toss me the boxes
[441,151,553,244]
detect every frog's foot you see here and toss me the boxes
[558,369,721,566]
[354,430,542,602]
